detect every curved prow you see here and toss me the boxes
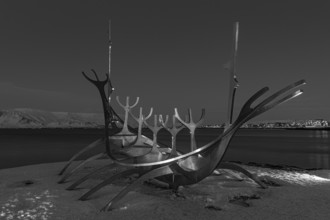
[81,70,115,156]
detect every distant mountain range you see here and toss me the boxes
[0,108,104,128]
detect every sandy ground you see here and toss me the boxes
[1,160,330,220]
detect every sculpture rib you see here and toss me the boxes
[58,138,104,175]
[79,168,144,201]
[58,152,107,183]
[67,163,117,190]
[218,162,266,188]
[100,166,173,211]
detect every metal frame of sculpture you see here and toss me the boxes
[58,22,306,211]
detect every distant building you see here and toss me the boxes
[202,119,329,129]
[304,119,328,128]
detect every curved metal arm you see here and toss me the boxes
[82,70,108,85]
[248,89,304,121]
[129,107,153,123]
[174,108,188,127]
[159,115,169,128]
[144,114,163,148]
[236,80,306,123]
[127,107,154,145]
[116,96,140,110]
[81,69,114,155]
[174,108,205,128]
[174,108,205,151]
[144,114,162,132]
[115,96,140,136]
[253,80,305,112]
[189,108,206,127]
[145,108,154,120]
[160,114,185,156]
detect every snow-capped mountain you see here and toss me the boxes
[0,108,104,128]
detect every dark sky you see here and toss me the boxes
[0,0,329,124]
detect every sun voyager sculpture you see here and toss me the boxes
[58,22,306,211]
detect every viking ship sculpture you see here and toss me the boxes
[58,22,306,211]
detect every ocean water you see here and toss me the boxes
[0,128,329,169]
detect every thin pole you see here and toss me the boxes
[108,19,113,99]
[225,22,239,129]
[107,20,118,129]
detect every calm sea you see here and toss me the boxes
[0,128,329,169]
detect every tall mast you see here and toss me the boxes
[225,22,239,129]
[108,19,113,99]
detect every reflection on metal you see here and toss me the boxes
[57,22,307,211]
